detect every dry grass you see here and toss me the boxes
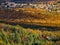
[0,8,60,27]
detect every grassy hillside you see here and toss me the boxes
[0,23,60,45]
[0,8,60,27]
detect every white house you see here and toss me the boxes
[7,2,17,8]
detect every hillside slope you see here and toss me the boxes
[0,8,60,27]
[0,23,60,45]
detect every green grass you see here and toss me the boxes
[0,23,60,45]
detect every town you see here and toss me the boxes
[0,1,60,12]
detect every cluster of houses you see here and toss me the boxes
[0,1,60,12]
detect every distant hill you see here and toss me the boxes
[0,0,57,3]
[11,0,58,3]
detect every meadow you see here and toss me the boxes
[0,8,60,45]
[0,23,60,45]
[0,8,60,27]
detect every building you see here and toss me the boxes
[7,2,17,8]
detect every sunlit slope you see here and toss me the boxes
[0,8,60,27]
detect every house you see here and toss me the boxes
[7,2,17,8]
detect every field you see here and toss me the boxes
[0,8,60,45]
[0,8,60,27]
[0,23,60,45]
